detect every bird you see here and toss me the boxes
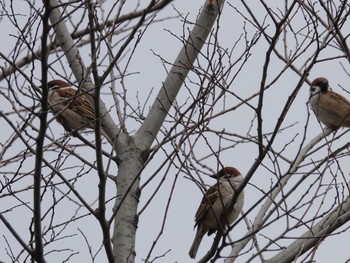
[46,79,114,144]
[188,166,244,259]
[309,77,350,129]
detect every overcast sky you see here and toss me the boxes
[1,1,350,263]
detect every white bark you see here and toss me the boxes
[112,146,144,263]
[50,0,224,262]
[113,1,226,262]
[134,0,225,150]
[48,0,120,143]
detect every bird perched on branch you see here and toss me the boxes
[309,77,350,129]
[189,166,244,259]
[46,79,114,144]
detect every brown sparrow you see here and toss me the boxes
[309,77,350,129]
[189,166,244,259]
[47,79,113,143]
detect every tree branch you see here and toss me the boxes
[135,0,225,150]
[224,129,333,262]
[265,196,350,263]
[48,0,120,147]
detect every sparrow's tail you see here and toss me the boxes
[189,229,204,259]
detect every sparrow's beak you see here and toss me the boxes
[209,172,219,179]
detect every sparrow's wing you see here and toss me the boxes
[319,91,350,126]
[55,88,96,121]
[194,183,219,225]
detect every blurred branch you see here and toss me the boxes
[30,1,51,261]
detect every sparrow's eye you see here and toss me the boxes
[310,87,315,92]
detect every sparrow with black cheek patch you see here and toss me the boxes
[189,166,244,259]
[309,77,350,129]
[46,79,114,144]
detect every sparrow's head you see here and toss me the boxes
[210,166,242,181]
[47,79,70,90]
[310,77,329,97]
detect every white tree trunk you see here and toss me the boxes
[113,1,226,262]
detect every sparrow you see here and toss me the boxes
[309,77,350,129]
[46,79,114,144]
[189,166,244,259]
